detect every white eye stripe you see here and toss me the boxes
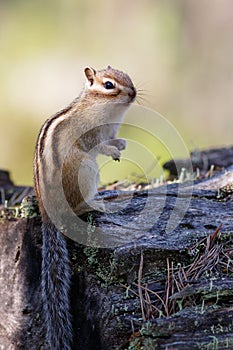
[86,78,127,93]
[102,81,126,91]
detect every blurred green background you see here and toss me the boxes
[1,0,233,186]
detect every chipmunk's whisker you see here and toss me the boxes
[136,92,150,106]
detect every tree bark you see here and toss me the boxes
[0,158,233,349]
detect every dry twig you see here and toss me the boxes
[120,224,233,321]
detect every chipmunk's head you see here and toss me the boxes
[84,65,136,105]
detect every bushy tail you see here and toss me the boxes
[41,221,72,350]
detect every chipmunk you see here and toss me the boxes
[34,65,136,349]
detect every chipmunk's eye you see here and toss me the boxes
[104,81,115,89]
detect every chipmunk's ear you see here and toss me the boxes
[84,67,96,86]
[107,65,112,70]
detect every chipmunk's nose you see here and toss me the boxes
[128,86,137,99]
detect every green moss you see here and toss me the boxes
[20,195,40,218]
[83,246,117,285]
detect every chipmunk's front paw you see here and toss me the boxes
[114,138,126,151]
[111,147,121,161]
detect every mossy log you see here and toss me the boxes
[0,159,233,349]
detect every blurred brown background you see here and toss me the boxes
[1,0,233,185]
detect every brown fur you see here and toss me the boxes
[33,66,136,350]
[34,66,136,216]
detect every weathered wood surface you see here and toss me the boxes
[164,145,233,176]
[0,162,233,349]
